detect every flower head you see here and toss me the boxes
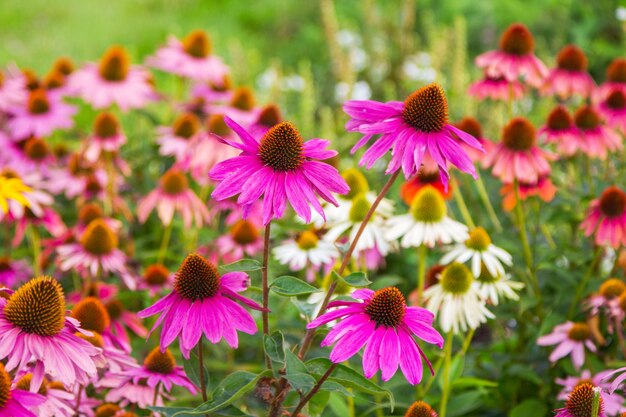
[404,401,438,417]
[344,83,483,189]
[210,118,349,224]
[537,322,596,369]
[582,186,626,248]
[539,105,583,157]
[574,106,622,160]
[543,45,595,98]
[123,347,197,394]
[8,88,76,139]
[555,383,605,417]
[468,75,524,101]
[0,363,44,417]
[307,287,443,384]
[139,253,263,357]
[424,263,494,333]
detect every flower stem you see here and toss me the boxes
[197,341,208,403]
[416,244,427,303]
[157,222,173,264]
[452,177,475,228]
[439,331,454,417]
[28,225,41,276]
[297,169,401,359]
[103,152,115,216]
[567,246,603,319]
[151,381,161,416]
[74,385,83,417]
[262,222,272,370]
[290,363,338,417]
[591,387,601,417]
[474,173,502,232]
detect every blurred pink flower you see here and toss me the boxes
[581,186,626,248]
[537,321,596,369]
[7,89,75,139]
[542,45,596,99]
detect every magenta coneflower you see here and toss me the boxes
[557,370,624,415]
[156,112,201,163]
[581,186,626,248]
[84,112,126,162]
[70,46,155,111]
[539,106,583,157]
[138,253,263,358]
[104,297,148,352]
[207,86,260,126]
[57,219,137,289]
[140,263,172,297]
[14,373,76,417]
[123,347,197,395]
[12,206,67,247]
[454,117,493,163]
[598,90,626,135]
[574,105,622,160]
[215,219,264,263]
[0,363,44,417]
[597,58,626,101]
[307,287,443,384]
[404,401,438,417]
[542,45,596,99]
[344,83,482,189]
[210,117,349,224]
[147,29,229,83]
[0,257,31,288]
[248,103,282,137]
[484,117,553,184]
[0,70,26,112]
[555,383,605,417]
[468,74,524,101]
[7,89,76,139]
[71,296,127,354]
[537,321,596,369]
[182,114,240,186]
[475,23,548,87]
[0,277,102,391]
[191,74,233,105]
[137,168,210,228]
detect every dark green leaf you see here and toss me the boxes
[338,271,371,288]
[219,259,262,273]
[451,377,497,388]
[263,331,285,364]
[285,349,316,392]
[320,380,353,396]
[308,391,330,417]
[270,276,320,296]
[447,390,484,417]
[148,407,195,417]
[510,399,548,417]
[182,351,209,396]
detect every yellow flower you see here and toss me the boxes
[0,176,31,214]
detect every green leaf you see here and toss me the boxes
[510,399,548,417]
[306,358,394,411]
[337,271,371,288]
[291,298,317,319]
[320,380,353,396]
[219,259,262,273]
[173,370,272,416]
[148,407,195,417]
[182,351,209,396]
[447,390,484,417]
[308,391,330,417]
[263,331,285,364]
[285,349,316,393]
[451,377,498,388]
[270,276,320,296]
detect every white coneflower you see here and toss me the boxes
[386,185,468,248]
[475,268,524,306]
[424,262,494,334]
[273,230,338,282]
[440,227,512,277]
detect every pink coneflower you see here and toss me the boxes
[599,90,626,135]
[99,372,166,409]
[574,105,622,160]
[123,347,197,395]
[7,89,76,139]
[181,114,240,186]
[539,106,583,157]
[596,58,626,101]
[555,383,605,417]
[215,219,264,263]
[140,263,172,297]
[0,276,102,391]
[210,117,349,224]
[403,401,438,417]
[468,74,524,101]
[557,370,624,416]
[484,117,553,184]
[475,23,548,87]
[191,74,233,105]
[581,186,626,248]
[500,176,556,212]
[0,256,31,288]
[103,297,148,352]
[10,137,56,174]
[0,70,26,112]
[542,45,596,99]
[147,29,228,83]
[12,206,67,247]
[156,112,201,163]
[70,296,126,354]
[70,46,155,111]
[14,374,75,417]
[45,153,97,199]
[537,321,596,369]
[343,83,482,189]
[137,168,210,228]
[57,219,137,289]
[207,86,260,126]
[307,287,443,384]
[42,67,72,100]
[0,363,44,417]
[84,112,126,162]
[454,117,493,163]
[248,103,282,137]
[139,253,263,358]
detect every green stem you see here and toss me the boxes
[157,222,173,264]
[197,341,208,410]
[452,178,475,228]
[567,246,603,319]
[591,387,601,417]
[474,173,502,232]
[439,331,454,417]
[460,328,475,356]
[29,226,41,276]
[262,222,272,370]
[416,245,427,303]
